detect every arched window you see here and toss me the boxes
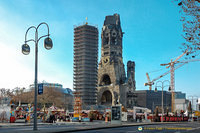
[100,74,111,85]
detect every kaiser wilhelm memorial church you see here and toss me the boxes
[97,14,136,108]
[73,13,137,109]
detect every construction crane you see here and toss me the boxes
[144,63,184,91]
[145,50,188,91]
[145,51,188,90]
[145,58,200,113]
[145,58,200,90]
[160,50,188,113]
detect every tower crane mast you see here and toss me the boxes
[160,50,188,113]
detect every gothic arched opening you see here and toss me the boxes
[101,90,112,105]
[101,74,111,85]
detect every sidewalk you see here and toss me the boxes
[0,120,107,127]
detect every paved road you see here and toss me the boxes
[0,124,90,133]
[73,122,200,133]
[0,122,200,133]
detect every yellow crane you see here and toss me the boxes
[160,50,188,113]
[145,62,187,91]
[145,57,200,113]
[145,46,200,112]
[145,71,169,91]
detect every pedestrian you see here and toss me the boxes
[50,114,53,123]
[79,115,81,122]
[53,114,56,123]
[25,113,27,123]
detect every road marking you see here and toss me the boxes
[188,126,200,131]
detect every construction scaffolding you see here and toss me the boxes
[73,24,98,106]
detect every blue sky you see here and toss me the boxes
[0,0,200,100]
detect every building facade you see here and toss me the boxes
[198,98,200,111]
[29,82,63,90]
[135,90,172,112]
[175,91,186,99]
[97,14,136,108]
[29,82,74,111]
[73,24,98,106]
[174,91,189,112]
[174,99,189,112]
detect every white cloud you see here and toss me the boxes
[0,21,73,90]
[0,5,73,90]
[0,43,34,89]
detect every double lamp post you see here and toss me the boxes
[21,22,53,130]
[155,80,171,122]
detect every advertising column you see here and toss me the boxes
[111,105,122,124]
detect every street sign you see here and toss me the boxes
[38,84,43,95]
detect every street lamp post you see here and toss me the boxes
[188,96,198,111]
[188,95,198,121]
[21,22,53,130]
[155,80,171,123]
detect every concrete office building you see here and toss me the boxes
[174,91,189,112]
[135,90,172,112]
[73,24,98,106]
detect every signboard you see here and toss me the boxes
[105,108,111,113]
[38,84,43,95]
[112,106,121,120]
[121,112,127,122]
[195,111,200,116]
[111,105,121,124]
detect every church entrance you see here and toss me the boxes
[101,90,112,106]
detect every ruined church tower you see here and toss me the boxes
[97,14,136,108]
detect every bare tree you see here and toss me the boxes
[11,87,29,105]
[0,88,15,104]
[173,0,200,57]
[37,87,64,108]
[11,87,70,110]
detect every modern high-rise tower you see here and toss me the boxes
[73,24,98,106]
